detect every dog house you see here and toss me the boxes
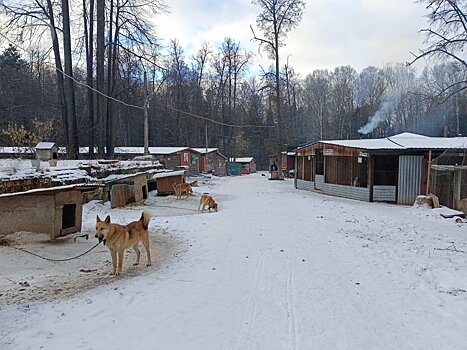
[105,173,149,208]
[150,170,186,196]
[0,184,100,239]
[35,142,59,161]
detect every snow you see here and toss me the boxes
[150,169,187,179]
[1,173,467,349]
[303,132,467,151]
[35,142,57,150]
[0,159,162,182]
[192,147,219,154]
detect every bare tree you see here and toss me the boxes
[251,0,305,175]
[302,69,331,141]
[61,0,78,158]
[409,0,467,100]
[0,0,79,158]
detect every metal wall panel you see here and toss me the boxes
[321,183,370,201]
[296,179,315,191]
[397,155,424,205]
[373,185,396,202]
[296,178,370,201]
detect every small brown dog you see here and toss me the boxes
[95,211,152,276]
[173,182,193,199]
[198,193,218,212]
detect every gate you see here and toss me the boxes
[397,155,424,205]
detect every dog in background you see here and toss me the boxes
[95,211,152,276]
[173,182,193,199]
[198,193,218,212]
[189,180,199,187]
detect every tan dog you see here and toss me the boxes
[173,182,192,199]
[95,211,152,276]
[198,193,218,212]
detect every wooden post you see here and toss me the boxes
[294,154,298,188]
[426,150,432,195]
[301,156,307,180]
[368,154,374,202]
[454,168,461,209]
[205,124,208,154]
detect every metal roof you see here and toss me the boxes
[192,148,218,154]
[298,132,467,151]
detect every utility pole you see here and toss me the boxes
[205,123,208,154]
[143,70,149,156]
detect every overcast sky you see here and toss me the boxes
[155,0,430,76]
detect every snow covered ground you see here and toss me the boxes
[1,173,466,349]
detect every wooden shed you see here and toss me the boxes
[295,132,467,207]
[193,148,228,176]
[150,147,201,175]
[0,184,100,239]
[150,170,187,196]
[229,157,257,174]
[35,142,59,161]
[105,173,149,208]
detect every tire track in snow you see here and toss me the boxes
[286,257,299,350]
[233,249,268,350]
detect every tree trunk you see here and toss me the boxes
[46,0,68,152]
[62,0,78,159]
[96,0,106,157]
[274,28,283,178]
[106,0,115,158]
[83,0,95,157]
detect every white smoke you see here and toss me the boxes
[358,92,402,135]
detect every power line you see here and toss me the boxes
[160,104,275,129]
[0,32,276,129]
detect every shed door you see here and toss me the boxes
[397,155,424,205]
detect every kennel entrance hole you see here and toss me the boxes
[62,204,76,229]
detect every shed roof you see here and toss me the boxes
[299,132,467,151]
[229,157,254,163]
[0,183,102,198]
[192,148,228,159]
[113,147,190,154]
[35,142,58,150]
[192,148,217,154]
[150,170,187,179]
[113,147,201,155]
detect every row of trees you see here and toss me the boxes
[0,0,466,168]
